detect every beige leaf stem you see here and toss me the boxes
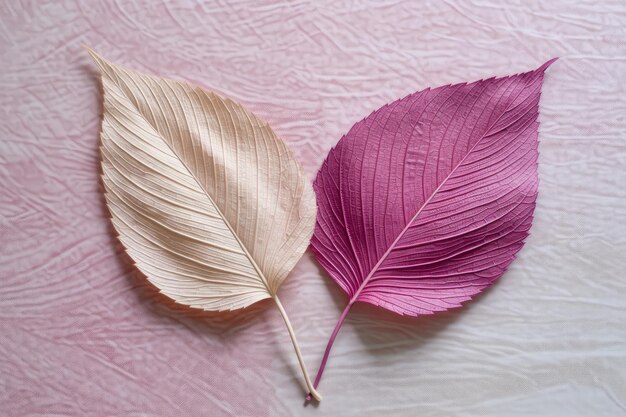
[88,48,321,401]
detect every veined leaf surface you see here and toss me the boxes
[89,49,321,400]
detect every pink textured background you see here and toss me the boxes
[1,1,625,416]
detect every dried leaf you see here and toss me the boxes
[88,49,321,400]
[307,59,557,397]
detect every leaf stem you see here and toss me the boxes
[273,295,322,402]
[305,301,353,401]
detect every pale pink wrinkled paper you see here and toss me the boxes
[0,1,624,416]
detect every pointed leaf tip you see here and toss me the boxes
[83,45,99,60]
[85,47,109,73]
[537,57,558,73]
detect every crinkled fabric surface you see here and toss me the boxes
[0,1,624,416]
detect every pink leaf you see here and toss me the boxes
[307,59,557,399]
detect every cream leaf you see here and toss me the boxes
[88,49,320,400]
